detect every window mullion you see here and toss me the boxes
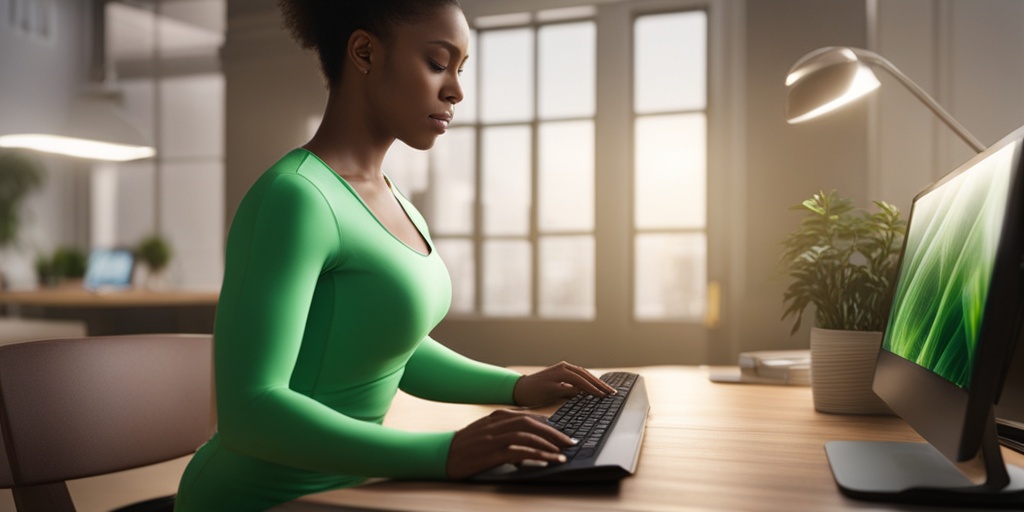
[530,25,541,317]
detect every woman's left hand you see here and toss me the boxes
[513,361,618,408]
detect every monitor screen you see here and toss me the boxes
[881,141,1016,390]
[83,248,135,291]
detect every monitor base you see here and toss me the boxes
[826,440,1024,507]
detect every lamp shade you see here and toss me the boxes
[785,47,880,124]
[784,46,985,153]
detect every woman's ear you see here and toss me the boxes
[348,29,374,75]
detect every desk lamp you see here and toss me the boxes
[784,46,985,153]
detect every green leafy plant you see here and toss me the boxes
[136,234,172,273]
[780,190,907,335]
[34,246,87,287]
[0,149,45,248]
[51,246,87,278]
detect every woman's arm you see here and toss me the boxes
[399,336,522,404]
[213,171,451,479]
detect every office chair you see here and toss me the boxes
[0,334,215,512]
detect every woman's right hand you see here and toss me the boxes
[446,409,575,480]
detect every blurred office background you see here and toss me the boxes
[1,0,1023,367]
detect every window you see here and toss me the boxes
[102,0,225,289]
[384,2,712,328]
[633,11,708,321]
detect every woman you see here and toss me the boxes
[174,1,615,510]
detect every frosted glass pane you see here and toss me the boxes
[540,236,594,319]
[539,121,594,232]
[483,240,531,316]
[538,22,595,119]
[479,28,534,122]
[120,79,156,146]
[635,233,706,321]
[114,160,156,247]
[634,11,707,114]
[428,127,475,235]
[160,160,224,289]
[456,30,478,124]
[160,74,224,158]
[382,141,429,199]
[635,114,706,229]
[482,126,531,236]
[435,238,475,314]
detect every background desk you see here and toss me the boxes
[282,366,1024,512]
[0,288,218,335]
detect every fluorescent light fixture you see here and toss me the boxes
[785,46,985,153]
[0,133,155,162]
[1,89,155,162]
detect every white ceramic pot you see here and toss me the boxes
[810,327,892,415]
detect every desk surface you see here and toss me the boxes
[283,366,1024,512]
[0,287,219,308]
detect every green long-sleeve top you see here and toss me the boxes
[175,149,522,511]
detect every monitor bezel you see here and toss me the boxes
[872,124,1024,463]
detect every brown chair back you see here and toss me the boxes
[0,334,215,511]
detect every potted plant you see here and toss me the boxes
[35,246,87,288]
[0,149,45,288]
[779,190,906,414]
[135,234,172,289]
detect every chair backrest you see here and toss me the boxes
[0,334,215,510]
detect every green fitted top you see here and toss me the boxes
[175,149,521,511]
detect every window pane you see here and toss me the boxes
[483,240,532,316]
[429,127,475,235]
[540,236,594,319]
[482,125,532,235]
[634,11,707,114]
[160,74,224,158]
[161,160,225,289]
[382,141,429,198]
[538,21,595,119]
[539,121,594,232]
[635,113,706,229]
[479,28,534,122]
[635,233,706,321]
[456,30,479,124]
[435,238,475,314]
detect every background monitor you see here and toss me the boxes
[83,248,135,291]
[825,124,1024,506]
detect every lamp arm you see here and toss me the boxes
[856,49,986,153]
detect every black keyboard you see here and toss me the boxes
[472,371,650,483]
[548,371,639,463]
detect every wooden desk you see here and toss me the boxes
[0,288,218,335]
[280,366,1024,512]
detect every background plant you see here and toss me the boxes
[0,149,45,248]
[780,190,907,334]
[35,246,87,286]
[136,234,172,273]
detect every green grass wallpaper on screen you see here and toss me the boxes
[882,143,1016,389]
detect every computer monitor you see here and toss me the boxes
[825,124,1024,507]
[83,248,135,291]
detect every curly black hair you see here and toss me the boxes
[278,0,462,87]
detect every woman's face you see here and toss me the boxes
[368,5,470,150]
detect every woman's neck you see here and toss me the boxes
[303,85,393,181]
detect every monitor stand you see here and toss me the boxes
[825,411,1024,507]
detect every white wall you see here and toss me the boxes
[0,0,90,287]
[872,0,1024,214]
